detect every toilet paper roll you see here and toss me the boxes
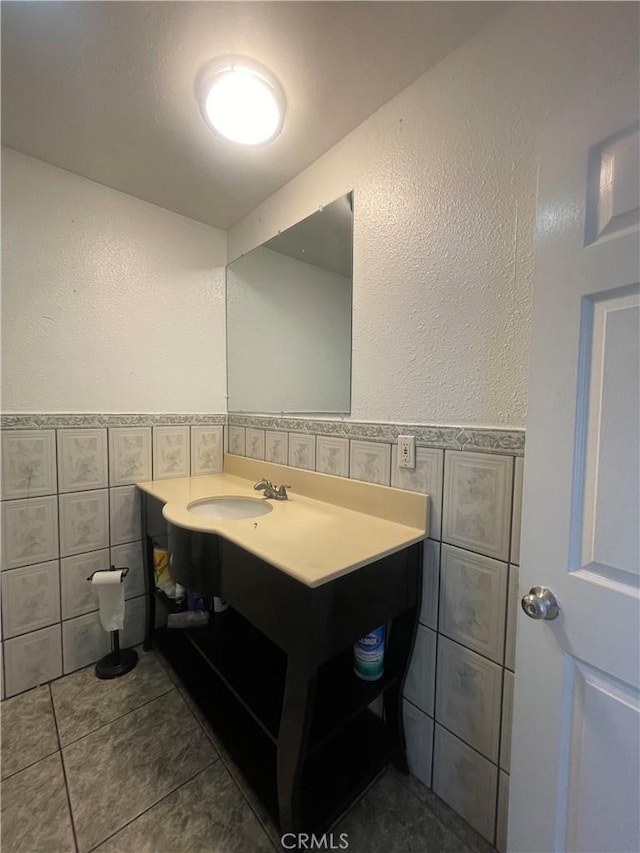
[92,570,125,632]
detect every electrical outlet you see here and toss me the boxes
[397,435,416,469]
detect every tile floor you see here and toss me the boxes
[0,648,495,853]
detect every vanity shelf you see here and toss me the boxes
[165,606,286,742]
[141,488,424,835]
[152,601,411,751]
[154,621,398,833]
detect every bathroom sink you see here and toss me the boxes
[187,496,273,520]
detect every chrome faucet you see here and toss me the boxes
[254,479,290,500]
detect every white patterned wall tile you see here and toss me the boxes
[1,561,60,640]
[419,540,440,631]
[1,496,59,570]
[62,612,110,674]
[403,624,436,715]
[435,635,502,762]
[316,436,349,477]
[443,451,513,561]
[60,550,110,620]
[391,446,444,539]
[190,426,223,475]
[59,490,109,557]
[228,426,246,456]
[109,486,142,545]
[505,564,519,672]
[288,433,316,471]
[110,541,145,599]
[265,431,288,465]
[57,429,108,493]
[245,428,265,460]
[496,771,509,853]
[403,699,434,788]
[349,440,391,486]
[1,430,57,499]
[108,427,152,486]
[511,457,524,565]
[4,624,62,697]
[439,544,508,664]
[500,669,514,772]
[152,426,190,480]
[433,724,498,844]
[122,595,146,648]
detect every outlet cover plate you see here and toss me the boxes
[398,435,416,469]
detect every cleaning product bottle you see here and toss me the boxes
[353,625,385,681]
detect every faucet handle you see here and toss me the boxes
[275,484,291,499]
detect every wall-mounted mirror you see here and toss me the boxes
[226,193,353,414]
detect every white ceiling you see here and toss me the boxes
[1,1,506,230]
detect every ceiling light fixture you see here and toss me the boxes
[196,56,286,146]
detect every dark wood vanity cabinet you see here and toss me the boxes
[142,492,423,835]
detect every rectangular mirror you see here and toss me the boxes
[226,193,353,414]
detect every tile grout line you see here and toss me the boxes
[84,758,219,853]
[54,682,175,749]
[143,650,226,756]
[432,718,502,771]
[390,784,476,846]
[152,647,280,850]
[55,428,64,681]
[0,745,61,783]
[215,748,282,851]
[430,457,446,791]
[491,459,519,847]
[77,649,274,851]
[394,772,489,853]
[49,682,80,853]
[51,663,219,851]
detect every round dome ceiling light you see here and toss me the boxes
[196,56,286,146]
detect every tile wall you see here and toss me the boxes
[227,413,524,850]
[0,415,224,699]
[1,410,522,848]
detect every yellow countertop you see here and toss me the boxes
[137,455,428,588]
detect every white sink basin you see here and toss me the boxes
[187,496,274,520]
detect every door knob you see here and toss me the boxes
[521,586,559,621]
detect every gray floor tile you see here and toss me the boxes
[153,648,183,689]
[398,771,495,853]
[62,688,217,852]
[0,752,75,853]
[94,761,275,853]
[154,650,280,849]
[154,651,225,752]
[335,768,479,853]
[1,684,59,779]
[216,748,282,850]
[51,648,173,745]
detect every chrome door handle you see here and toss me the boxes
[521,586,559,621]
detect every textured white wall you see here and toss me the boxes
[228,2,639,429]
[227,247,351,413]
[2,149,227,413]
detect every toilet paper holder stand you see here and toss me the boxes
[87,565,139,680]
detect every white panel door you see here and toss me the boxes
[509,74,640,853]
